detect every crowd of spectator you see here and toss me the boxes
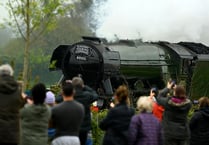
[0,63,209,145]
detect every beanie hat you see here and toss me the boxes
[45,91,55,104]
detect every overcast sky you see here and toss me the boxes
[1,0,209,45]
[0,1,8,22]
[96,0,209,45]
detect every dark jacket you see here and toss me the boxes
[156,88,192,140]
[20,104,51,145]
[189,107,209,145]
[129,113,162,145]
[99,102,135,145]
[74,85,98,131]
[0,75,23,144]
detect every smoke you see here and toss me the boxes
[96,0,209,45]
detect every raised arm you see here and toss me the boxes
[156,81,174,107]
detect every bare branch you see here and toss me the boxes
[21,1,27,24]
[8,0,26,41]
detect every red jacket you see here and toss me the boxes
[152,101,164,121]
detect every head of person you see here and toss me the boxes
[150,87,158,97]
[174,85,186,98]
[114,85,129,104]
[62,82,75,98]
[72,77,84,89]
[137,96,153,113]
[31,83,46,105]
[0,64,14,77]
[198,97,209,108]
[45,91,56,106]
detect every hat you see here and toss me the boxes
[45,91,55,104]
[151,87,158,95]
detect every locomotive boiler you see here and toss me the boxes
[49,36,209,105]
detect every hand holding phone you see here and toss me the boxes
[167,79,176,89]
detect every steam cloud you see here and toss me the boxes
[96,0,209,45]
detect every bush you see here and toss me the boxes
[91,109,108,145]
[188,104,199,120]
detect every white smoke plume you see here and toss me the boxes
[96,0,209,45]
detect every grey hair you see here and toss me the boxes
[72,77,84,88]
[0,64,14,76]
[137,96,153,113]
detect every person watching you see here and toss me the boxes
[129,96,162,145]
[99,85,135,145]
[0,64,24,145]
[156,81,192,145]
[190,96,209,145]
[51,82,84,145]
[20,83,51,145]
[149,88,165,121]
[72,77,98,145]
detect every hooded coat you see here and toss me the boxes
[20,104,51,145]
[0,75,23,144]
[156,88,192,142]
[189,107,209,145]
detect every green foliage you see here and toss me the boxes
[49,60,57,70]
[37,16,94,52]
[4,0,73,90]
[5,0,72,39]
[0,28,11,48]
[1,0,108,86]
[17,71,23,81]
[91,110,107,145]
[50,84,61,96]
[191,61,209,99]
[0,37,24,56]
[188,104,199,121]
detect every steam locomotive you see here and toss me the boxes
[49,36,209,106]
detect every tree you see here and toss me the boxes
[0,28,11,48]
[36,16,93,51]
[32,0,108,53]
[5,0,72,90]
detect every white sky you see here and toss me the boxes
[96,0,209,45]
[0,1,8,22]
[1,0,209,45]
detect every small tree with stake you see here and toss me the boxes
[5,0,72,90]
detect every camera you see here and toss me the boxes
[193,100,199,104]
